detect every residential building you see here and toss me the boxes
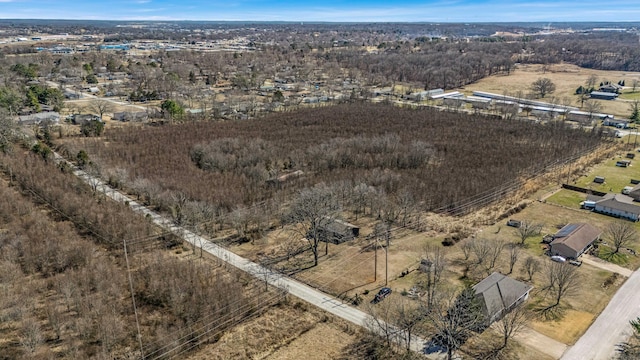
[592,193,640,221]
[549,223,601,259]
[473,272,533,325]
[311,218,360,244]
[18,112,60,126]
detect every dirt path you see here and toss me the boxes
[581,254,633,277]
[514,326,568,359]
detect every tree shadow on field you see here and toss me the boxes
[534,303,566,321]
[462,333,515,360]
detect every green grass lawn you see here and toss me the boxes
[546,189,586,209]
[619,91,640,101]
[574,157,640,194]
[595,245,630,265]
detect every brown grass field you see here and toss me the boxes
[459,63,640,118]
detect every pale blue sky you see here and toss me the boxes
[1,0,639,22]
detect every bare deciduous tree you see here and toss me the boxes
[20,317,44,355]
[486,239,505,273]
[460,239,472,261]
[605,221,638,254]
[522,256,541,281]
[531,78,556,98]
[420,245,447,310]
[544,261,580,309]
[586,74,599,90]
[495,303,530,349]
[87,99,115,120]
[584,100,603,122]
[471,239,491,266]
[392,297,424,352]
[507,244,520,274]
[285,185,340,266]
[515,221,543,246]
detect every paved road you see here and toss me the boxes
[562,268,640,360]
[55,153,438,357]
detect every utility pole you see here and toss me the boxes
[123,239,144,357]
[374,238,377,282]
[385,223,390,286]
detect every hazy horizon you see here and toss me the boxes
[1,0,639,23]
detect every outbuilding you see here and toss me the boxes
[590,91,618,100]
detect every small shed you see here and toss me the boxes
[627,153,636,159]
[594,176,605,184]
[616,160,631,168]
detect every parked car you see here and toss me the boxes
[371,287,392,304]
[551,255,567,263]
[506,219,522,228]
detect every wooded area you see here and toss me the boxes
[64,102,604,229]
[0,149,281,359]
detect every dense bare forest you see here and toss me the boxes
[0,149,281,359]
[64,103,604,224]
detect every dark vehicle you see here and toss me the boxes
[371,287,392,304]
[506,219,522,228]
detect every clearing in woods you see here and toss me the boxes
[460,63,640,118]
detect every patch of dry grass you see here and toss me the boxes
[459,63,640,118]
[186,300,357,360]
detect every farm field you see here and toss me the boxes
[459,63,640,118]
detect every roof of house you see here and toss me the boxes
[18,111,60,123]
[590,91,619,98]
[593,193,640,214]
[319,218,358,235]
[473,273,532,318]
[550,223,601,252]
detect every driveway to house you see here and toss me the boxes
[561,268,640,360]
[581,254,633,277]
[514,326,567,359]
[53,153,440,358]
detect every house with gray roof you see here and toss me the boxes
[18,112,60,126]
[311,218,359,244]
[592,193,640,221]
[473,272,532,324]
[590,91,618,100]
[549,223,601,259]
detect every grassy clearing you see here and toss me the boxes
[529,309,594,345]
[187,300,356,360]
[574,157,640,194]
[596,246,630,265]
[545,189,586,209]
[619,91,640,101]
[459,63,640,118]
